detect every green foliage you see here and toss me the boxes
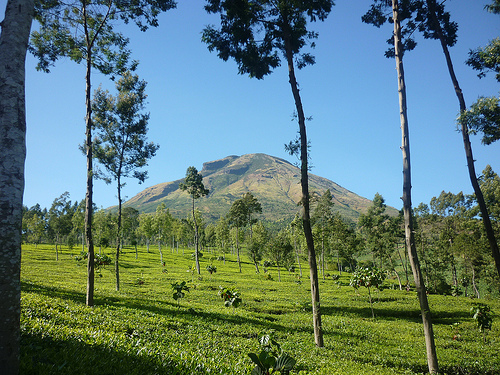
[180,166,209,274]
[466,37,500,81]
[171,281,189,307]
[470,303,493,333]
[266,230,294,282]
[179,166,209,200]
[202,0,334,79]
[30,0,176,74]
[206,264,217,275]
[74,251,112,271]
[92,71,159,185]
[218,286,242,310]
[351,267,386,290]
[351,267,386,318]
[460,95,500,145]
[248,332,296,375]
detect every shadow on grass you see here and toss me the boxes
[21,332,227,375]
[21,281,295,334]
[322,297,471,324]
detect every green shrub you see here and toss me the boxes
[218,286,242,312]
[171,281,190,308]
[248,332,296,375]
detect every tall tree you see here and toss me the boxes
[417,0,500,280]
[138,213,155,253]
[30,0,176,307]
[248,221,268,273]
[202,0,334,347]
[227,198,247,273]
[266,229,295,282]
[215,216,230,263]
[227,192,262,272]
[179,166,209,274]
[48,192,75,260]
[312,189,335,279]
[242,192,262,239]
[0,1,34,373]
[71,199,86,251]
[92,71,158,291]
[153,202,173,265]
[363,1,439,372]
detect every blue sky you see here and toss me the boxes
[9,0,500,212]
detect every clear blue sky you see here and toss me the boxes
[7,0,500,212]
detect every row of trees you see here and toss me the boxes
[23,164,500,300]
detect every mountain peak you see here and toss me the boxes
[122,153,372,222]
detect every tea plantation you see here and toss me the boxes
[21,244,499,374]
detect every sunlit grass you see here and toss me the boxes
[21,244,500,374]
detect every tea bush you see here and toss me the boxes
[20,244,500,374]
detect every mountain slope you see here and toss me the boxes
[122,153,374,222]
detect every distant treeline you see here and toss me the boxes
[23,165,500,297]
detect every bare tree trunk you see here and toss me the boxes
[236,227,242,273]
[293,230,302,277]
[192,196,201,274]
[392,1,439,372]
[472,267,480,298]
[83,5,95,307]
[284,27,323,347]
[426,0,500,279]
[115,176,122,291]
[0,2,34,373]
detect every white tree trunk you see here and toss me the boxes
[0,1,34,373]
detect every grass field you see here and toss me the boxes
[20,244,500,374]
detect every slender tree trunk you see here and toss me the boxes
[472,267,480,298]
[392,1,439,372]
[426,0,500,279]
[236,226,242,273]
[294,236,303,277]
[0,2,34,373]
[193,196,200,274]
[115,175,122,291]
[83,6,96,307]
[321,236,325,280]
[284,28,323,347]
[397,241,409,286]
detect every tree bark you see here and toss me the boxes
[193,195,201,274]
[425,0,500,279]
[115,174,122,291]
[0,1,34,373]
[236,226,242,273]
[83,4,95,307]
[392,1,439,373]
[284,26,323,347]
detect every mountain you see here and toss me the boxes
[121,153,375,222]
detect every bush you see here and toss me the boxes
[248,332,296,375]
[218,286,242,312]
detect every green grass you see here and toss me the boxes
[21,244,500,374]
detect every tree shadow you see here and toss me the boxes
[21,281,294,334]
[21,331,229,374]
[322,301,471,324]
